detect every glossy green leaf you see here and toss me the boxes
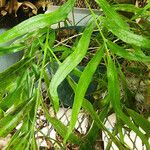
[0,0,76,44]
[95,0,129,30]
[107,40,150,62]
[104,18,150,49]
[0,98,34,137]
[107,55,150,149]
[65,46,104,141]
[65,75,128,149]
[126,108,150,137]
[82,100,129,149]
[0,45,24,55]
[95,0,150,49]
[113,4,142,14]
[41,101,81,145]
[49,22,95,112]
[0,58,33,91]
[107,55,121,113]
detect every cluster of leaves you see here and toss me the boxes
[0,0,150,149]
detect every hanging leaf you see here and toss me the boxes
[113,4,142,14]
[0,0,76,44]
[107,54,150,149]
[64,73,128,149]
[104,19,150,49]
[107,40,150,62]
[0,45,24,55]
[95,0,150,49]
[126,108,150,137]
[41,100,81,145]
[49,22,95,112]
[65,46,104,141]
[0,98,34,137]
[95,0,129,30]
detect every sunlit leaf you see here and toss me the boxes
[107,40,150,62]
[0,0,76,44]
[95,0,129,30]
[104,18,150,49]
[65,74,128,149]
[0,45,24,55]
[107,54,150,149]
[65,46,104,141]
[49,22,95,112]
[0,98,34,137]
[0,58,32,91]
[95,0,150,49]
[113,4,142,14]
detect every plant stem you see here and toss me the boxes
[31,27,50,138]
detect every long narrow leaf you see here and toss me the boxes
[41,100,81,145]
[95,0,129,30]
[49,22,95,112]
[82,100,130,149]
[107,55,150,149]
[0,0,76,44]
[107,40,150,62]
[65,46,104,141]
[0,45,24,55]
[0,98,34,137]
[104,18,150,49]
[126,108,150,137]
[95,0,150,49]
[66,75,129,149]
